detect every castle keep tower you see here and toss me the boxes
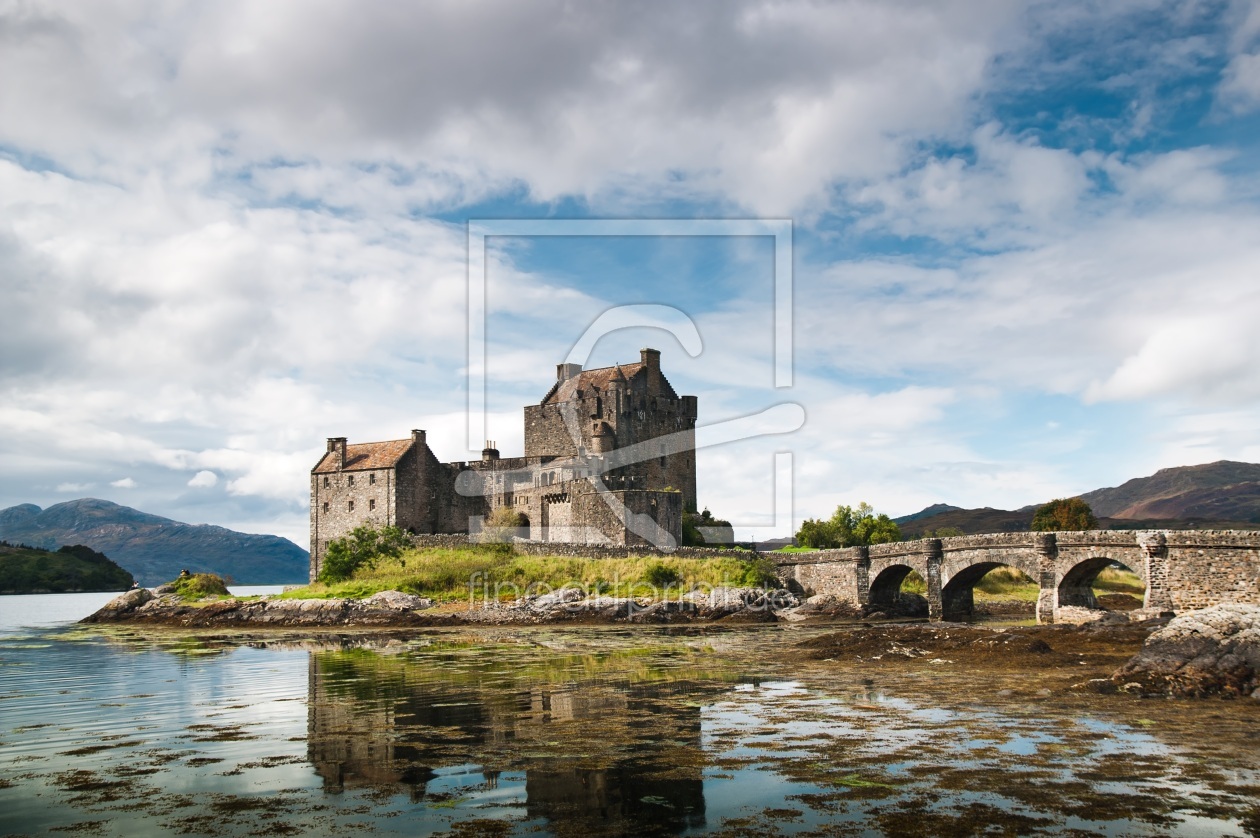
[310,349,695,578]
[523,348,698,511]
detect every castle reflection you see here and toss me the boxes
[306,639,730,833]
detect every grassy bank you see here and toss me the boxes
[283,544,777,601]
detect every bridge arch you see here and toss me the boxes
[940,561,1037,622]
[868,564,920,611]
[1057,556,1145,611]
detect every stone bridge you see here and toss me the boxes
[773,530,1260,622]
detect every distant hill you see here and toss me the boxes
[893,503,963,524]
[894,507,1035,537]
[1079,461,1260,520]
[0,499,308,586]
[896,461,1260,538]
[0,542,134,594]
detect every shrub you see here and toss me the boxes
[644,563,683,589]
[682,508,734,546]
[319,524,410,583]
[480,507,526,544]
[738,554,779,588]
[170,572,230,601]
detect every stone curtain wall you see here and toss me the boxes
[407,532,754,560]
[774,530,1260,622]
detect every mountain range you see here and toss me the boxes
[895,460,1260,539]
[0,498,309,586]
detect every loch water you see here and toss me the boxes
[1,594,1258,836]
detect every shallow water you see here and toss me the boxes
[0,588,285,637]
[0,604,1258,836]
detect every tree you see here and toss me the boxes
[1031,497,1098,532]
[682,508,734,546]
[319,524,409,583]
[796,502,902,548]
[480,506,526,544]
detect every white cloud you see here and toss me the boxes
[56,482,93,493]
[187,470,218,488]
[110,477,137,488]
[1,1,1259,542]
[1219,51,1260,110]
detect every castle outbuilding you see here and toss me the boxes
[309,349,697,580]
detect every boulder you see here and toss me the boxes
[1112,604,1260,698]
[526,587,588,612]
[363,590,435,611]
[1054,606,1130,626]
[81,587,153,622]
[682,586,799,619]
[627,600,699,623]
[782,594,863,620]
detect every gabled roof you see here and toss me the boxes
[312,439,414,473]
[540,361,678,405]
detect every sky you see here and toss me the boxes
[4,0,1260,548]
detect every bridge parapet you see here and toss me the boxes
[938,532,1044,551]
[773,528,1260,623]
[770,546,864,567]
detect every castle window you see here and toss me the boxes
[348,500,355,512]
[323,501,329,513]
[348,475,355,487]
[369,498,376,511]
[369,473,376,485]
[323,476,330,488]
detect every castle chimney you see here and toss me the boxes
[557,362,582,382]
[481,440,500,462]
[411,429,427,446]
[640,348,661,396]
[327,437,347,469]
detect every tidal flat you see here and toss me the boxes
[1,621,1258,837]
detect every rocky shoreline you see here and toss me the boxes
[81,585,808,628]
[82,590,1260,699]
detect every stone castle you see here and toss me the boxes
[310,348,697,580]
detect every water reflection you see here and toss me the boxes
[306,643,716,832]
[2,625,1259,836]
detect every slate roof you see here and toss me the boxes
[541,361,678,405]
[312,439,414,473]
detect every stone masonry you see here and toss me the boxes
[774,529,1260,623]
[310,349,696,581]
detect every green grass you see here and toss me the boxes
[774,545,818,553]
[170,573,231,602]
[1092,566,1144,594]
[974,567,1039,602]
[284,544,779,601]
[900,570,927,595]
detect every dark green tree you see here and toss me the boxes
[682,508,734,546]
[796,502,901,548]
[1031,497,1098,532]
[319,524,410,583]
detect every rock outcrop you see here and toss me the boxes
[83,587,154,622]
[1112,604,1260,698]
[80,585,804,627]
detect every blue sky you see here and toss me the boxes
[3,0,1260,546]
